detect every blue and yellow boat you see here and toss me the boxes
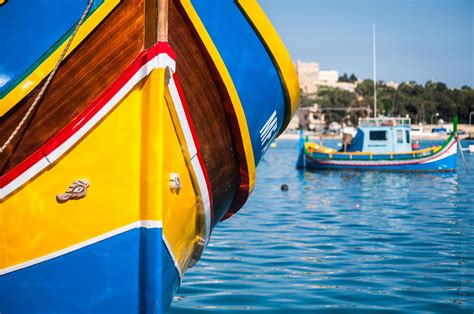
[297,117,459,172]
[0,0,299,312]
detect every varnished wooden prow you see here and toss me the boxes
[144,0,168,47]
[0,0,243,224]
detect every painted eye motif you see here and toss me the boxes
[72,186,85,194]
[57,179,90,203]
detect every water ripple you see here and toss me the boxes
[170,140,474,313]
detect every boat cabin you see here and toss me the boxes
[345,117,412,154]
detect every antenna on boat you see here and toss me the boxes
[457,136,469,173]
[373,24,377,118]
[158,0,169,42]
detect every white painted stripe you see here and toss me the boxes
[152,74,212,282]
[0,53,177,200]
[260,114,277,141]
[259,111,277,135]
[0,220,162,276]
[261,118,277,145]
[260,113,276,135]
[190,155,212,245]
[316,139,456,167]
[260,110,278,148]
[46,53,176,165]
[0,157,50,199]
[162,236,183,283]
[167,77,198,158]
[420,139,457,164]
[167,75,211,247]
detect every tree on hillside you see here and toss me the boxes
[355,80,373,97]
[316,87,361,123]
[338,73,350,82]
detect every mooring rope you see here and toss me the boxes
[0,0,94,154]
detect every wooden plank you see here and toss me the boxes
[144,0,158,48]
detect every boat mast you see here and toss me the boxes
[158,0,169,42]
[373,24,377,118]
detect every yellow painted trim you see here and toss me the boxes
[163,84,204,274]
[179,0,256,192]
[0,0,120,117]
[308,142,442,157]
[140,68,165,221]
[237,0,300,132]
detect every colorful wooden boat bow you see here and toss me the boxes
[0,0,299,312]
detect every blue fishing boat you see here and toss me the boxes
[297,117,459,172]
[0,0,299,312]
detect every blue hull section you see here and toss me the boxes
[0,227,180,313]
[163,242,180,311]
[191,0,286,165]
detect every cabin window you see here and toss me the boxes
[397,130,403,143]
[406,130,411,143]
[369,130,387,141]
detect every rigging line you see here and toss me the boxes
[0,0,95,154]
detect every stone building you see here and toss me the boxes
[297,104,325,132]
[296,60,319,94]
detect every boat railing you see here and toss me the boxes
[358,117,411,127]
[305,142,441,160]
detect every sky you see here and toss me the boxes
[259,0,473,88]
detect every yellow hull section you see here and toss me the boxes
[1,67,203,277]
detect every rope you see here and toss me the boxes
[0,0,94,154]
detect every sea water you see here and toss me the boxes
[169,139,473,313]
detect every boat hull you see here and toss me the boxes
[0,0,299,312]
[0,47,191,312]
[297,138,458,172]
[0,227,181,313]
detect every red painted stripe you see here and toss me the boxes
[171,72,214,222]
[0,42,175,189]
[171,68,248,224]
[0,152,44,188]
[170,61,251,224]
[196,151,214,223]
